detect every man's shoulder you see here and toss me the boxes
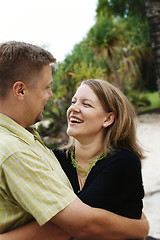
[0,131,23,145]
[0,132,18,146]
[0,132,30,164]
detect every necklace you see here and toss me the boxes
[70,148,104,179]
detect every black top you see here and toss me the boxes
[53,148,144,219]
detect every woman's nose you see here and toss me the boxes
[69,103,80,112]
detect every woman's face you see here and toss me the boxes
[67,84,111,143]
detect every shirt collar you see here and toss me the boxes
[0,113,45,146]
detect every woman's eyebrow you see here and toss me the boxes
[83,98,94,103]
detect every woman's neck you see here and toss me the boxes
[74,140,103,164]
[72,140,104,190]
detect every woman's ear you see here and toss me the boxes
[103,112,115,128]
[13,81,26,99]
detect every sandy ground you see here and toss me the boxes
[137,113,160,238]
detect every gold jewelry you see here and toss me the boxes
[70,148,104,179]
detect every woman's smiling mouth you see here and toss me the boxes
[70,117,83,124]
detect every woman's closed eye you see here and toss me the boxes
[71,101,76,105]
[71,100,93,107]
[83,102,93,107]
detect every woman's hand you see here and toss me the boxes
[140,212,150,240]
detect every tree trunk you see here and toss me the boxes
[145,0,160,96]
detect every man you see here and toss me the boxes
[0,41,148,239]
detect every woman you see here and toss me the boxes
[54,79,144,219]
[0,79,148,239]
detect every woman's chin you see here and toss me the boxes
[67,129,77,138]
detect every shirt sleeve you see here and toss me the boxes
[78,150,144,219]
[2,150,77,225]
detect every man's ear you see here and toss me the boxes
[13,81,26,99]
[103,112,115,128]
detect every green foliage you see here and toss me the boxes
[86,13,124,49]
[128,92,151,109]
[138,92,160,112]
[96,0,146,19]
[124,16,150,46]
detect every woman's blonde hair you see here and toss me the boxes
[66,79,144,160]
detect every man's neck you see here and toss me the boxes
[0,100,26,128]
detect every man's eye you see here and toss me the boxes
[71,101,76,105]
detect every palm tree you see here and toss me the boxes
[145,0,160,96]
[85,13,143,92]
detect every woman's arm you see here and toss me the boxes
[0,221,70,240]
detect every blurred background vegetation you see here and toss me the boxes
[38,0,160,148]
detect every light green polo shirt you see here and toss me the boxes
[0,113,77,233]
